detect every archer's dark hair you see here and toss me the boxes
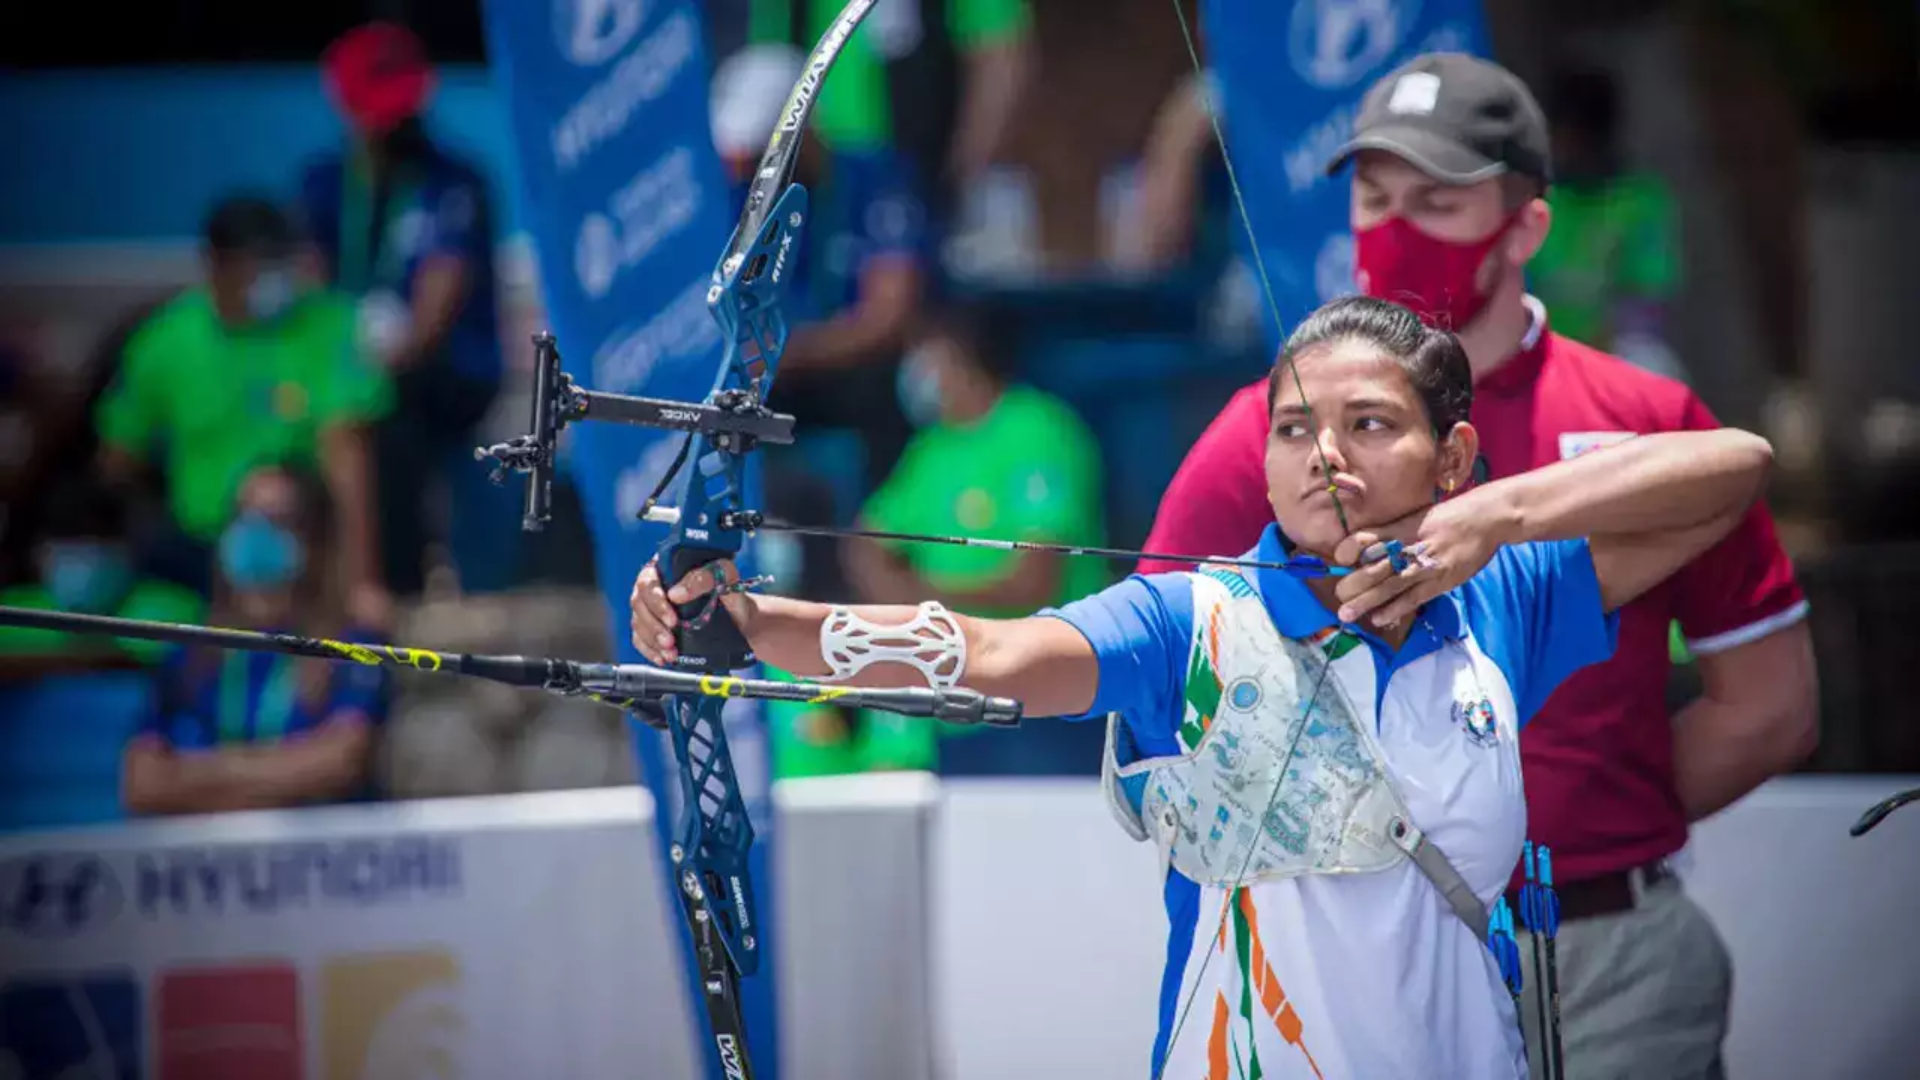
[1267,294,1473,435]
[203,194,299,260]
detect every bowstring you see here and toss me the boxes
[1150,5,1361,1074]
[1169,0,1349,536]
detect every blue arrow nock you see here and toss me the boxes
[1539,844,1560,940]
[1488,897,1523,996]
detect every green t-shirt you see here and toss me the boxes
[95,287,392,541]
[1529,172,1680,348]
[0,580,207,664]
[860,385,1110,617]
[749,0,1031,150]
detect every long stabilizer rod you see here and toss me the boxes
[0,605,1022,726]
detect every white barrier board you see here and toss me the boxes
[3,775,1915,1080]
[0,788,695,1080]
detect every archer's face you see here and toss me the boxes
[1264,340,1451,555]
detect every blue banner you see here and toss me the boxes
[478,3,780,1076]
[1203,0,1490,347]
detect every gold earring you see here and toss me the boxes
[1444,478,1456,495]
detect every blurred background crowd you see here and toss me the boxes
[0,0,1915,832]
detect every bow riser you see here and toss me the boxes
[651,174,817,1071]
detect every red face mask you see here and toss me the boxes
[1354,215,1514,332]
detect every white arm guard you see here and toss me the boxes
[821,602,966,691]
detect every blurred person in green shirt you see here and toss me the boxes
[767,301,1108,776]
[1530,66,1687,383]
[94,195,393,629]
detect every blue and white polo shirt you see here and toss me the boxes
[1045,524,1619,1079]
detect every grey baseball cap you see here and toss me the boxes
[1326,53,1553,185]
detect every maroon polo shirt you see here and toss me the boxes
[1137,301,1807,884]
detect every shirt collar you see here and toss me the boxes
[1247,523,1467,644]
[1475,294,1551,396]
[1250,524,1337,639]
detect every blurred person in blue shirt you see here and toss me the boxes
[711,45,934,513]
[296,21,513,600]
[122,463,388,815]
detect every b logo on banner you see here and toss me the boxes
[554,0,649,67]
[1289,0,1421,89]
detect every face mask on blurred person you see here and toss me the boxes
[218,512,305,591]
[41,541,133,614]
[896,346,946,428]
[1353,214,1514,332]
[246,266,298,323]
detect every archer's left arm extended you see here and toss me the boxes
[630,560,1098,719]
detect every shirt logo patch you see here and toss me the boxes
[1227,677,1262,712]
[1558,431,1636,460]
[1452,696,1499,748]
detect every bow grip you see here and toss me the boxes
[669,544,755,673]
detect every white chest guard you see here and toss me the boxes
[1100,569,1490,940]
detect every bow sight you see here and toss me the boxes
[477,330,797,533]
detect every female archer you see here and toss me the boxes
[629,294,1771,1079]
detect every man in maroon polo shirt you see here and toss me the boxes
[1139,53,1818,1079]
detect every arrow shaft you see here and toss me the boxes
[745,519,1361,576]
